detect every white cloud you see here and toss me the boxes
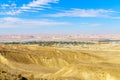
[80,22,102,27]
[48,8,115,17]
[1,4,10,9]
[90,23,101,27]
[20,0,58,11]
[0,0,59,15]
[0,17,69,28]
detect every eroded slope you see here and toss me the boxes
[0,44,120,80]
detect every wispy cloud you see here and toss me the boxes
[48,8,115,17]
[80,22,102,27]
[0,0,59,15]
[20,0,58,12]
[90,23,102,27]
[0,17,69,28]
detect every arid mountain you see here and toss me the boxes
[0,44,120,80]
[0,34,120,42]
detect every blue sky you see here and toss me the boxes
[0,0,120,34]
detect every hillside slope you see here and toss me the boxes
[0,44,120,80]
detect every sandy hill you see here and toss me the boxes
[0,44,120,80]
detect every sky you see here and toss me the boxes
[0,0,120,34]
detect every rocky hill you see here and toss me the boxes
[0,44,120,80]
[0,34,120,42]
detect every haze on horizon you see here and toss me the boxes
[0,0,120,34]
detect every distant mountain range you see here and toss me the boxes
[0,34,120,42]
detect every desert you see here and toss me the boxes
[0,42,120,80]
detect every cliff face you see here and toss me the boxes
[0,44,120,80]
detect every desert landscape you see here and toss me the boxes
[0,34,120,42]
[0,0,120,80]
[0,42,120,80]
